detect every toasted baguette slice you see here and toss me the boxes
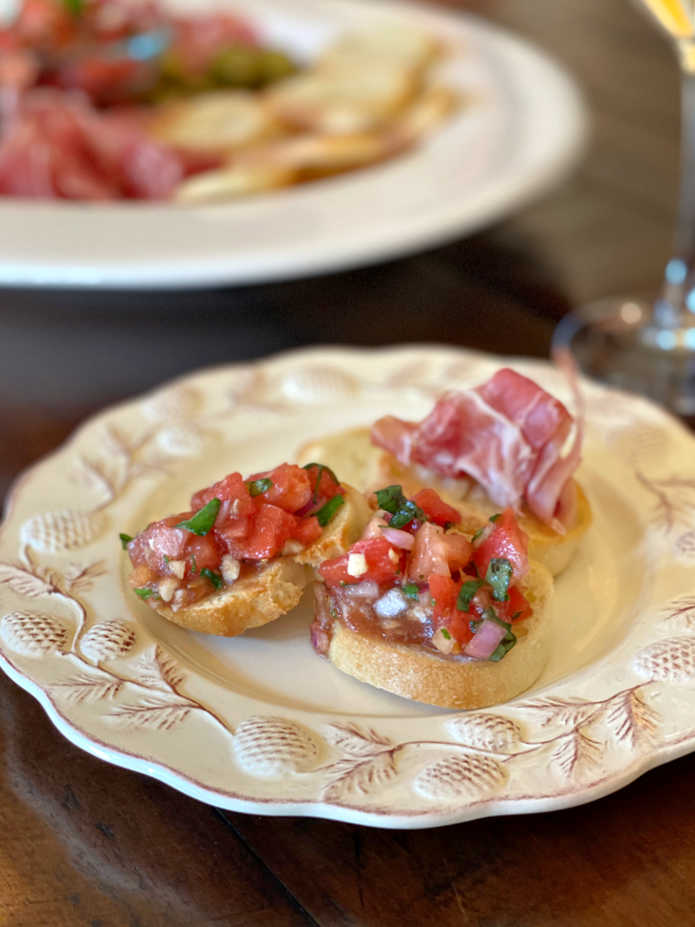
[151,90,279,154]
[141,483,370,637]
[320,560,553,709]
[296,426,591,576]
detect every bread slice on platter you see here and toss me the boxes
[315,559,553,709]
[124,464,369,637]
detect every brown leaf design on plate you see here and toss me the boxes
[633,637,695,683]
[635,470,695,535]
[447,713,523,754]
[324,722,394,756]
[413,753,507,801]
[132,645,184,692]
[0,563,56,598]
[516,696,596,728]
[62,561,107,595]
[551,726,602,779]
[322,749,398,801]
[110,697,192,731]
[604,688,659,748]
[50,672,122,704]
[661,597,695,629]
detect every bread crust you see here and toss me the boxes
[323,560,553,709]
[153,557,307,637]
[142,482,370,637]
[296,426,591,576]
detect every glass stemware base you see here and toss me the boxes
[552,297,695,419]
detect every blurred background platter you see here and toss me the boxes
[0,0,586,289]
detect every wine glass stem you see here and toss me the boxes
[658,42,695,328]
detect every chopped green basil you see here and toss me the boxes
[200,568,223,589]
[456,578,483,611]
[471,525,486,543]
[489,627,517,662]
[374,485,426,528]
[62,0,84,16]
[489,513,502,523]
[375,485,407,512]
[303,461,339,489]
[190,555,198,574]
[176,498,221,535]
[390,500,425,528]
[485,557,513,602]
[119,532,133,549]
[440,628,452,640]
[248,477,273,497]
[134,587,154,599]
[315,493,344,527]
[402,582,419,599]
[481,607,510,630]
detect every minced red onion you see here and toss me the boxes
[381,526,415,549]
[374,587,408,618]
[463,619,507,659]
[343,579,379,599]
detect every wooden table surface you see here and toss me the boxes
[0,1,690,924]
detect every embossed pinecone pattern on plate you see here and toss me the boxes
[234,716,323,777]
[20,510,104,552]
[413,753,507,801]
[280,366,357,403]
[1,610,68,656]
[81,621,137,662]
[634,637,695,683]
[447,713,523,753]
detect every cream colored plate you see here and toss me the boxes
[1,346,693,828]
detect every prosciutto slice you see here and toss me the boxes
[371,368,583,529]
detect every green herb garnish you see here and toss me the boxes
[134,587,154,599]
[456,578,483,611]
[176,498,221,535]
[190,555,197,574]
[200,568,223,589]
[315,494,344,527]
[489,627,517,662]
[248,478,273,497]
[376,482,426,526]
[485,557,513,602]
[119,532,133,549]
[489,513,501,523]
[303,461,339,494]
[440,628,452,640]
[402,582,419,599]
[62,0,84,16]
[471,525,486,543]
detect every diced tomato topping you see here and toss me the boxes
[407,524,472,582]
[320,536,401,587]
[413,488,461,527]
[496,584,533,623]
[428,574,474,645]
[186,532,224,572]
[239,503,297,561]
[291,514,323,547]
[247,463,313,513]
[472,508,528,581]
[303,463,342,503]
[191,471,254,517]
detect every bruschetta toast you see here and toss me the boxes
[123,462,370,637]
[312,485,554,709]
[297,368,591,576]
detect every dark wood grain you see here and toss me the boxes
[0,1,689,924]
